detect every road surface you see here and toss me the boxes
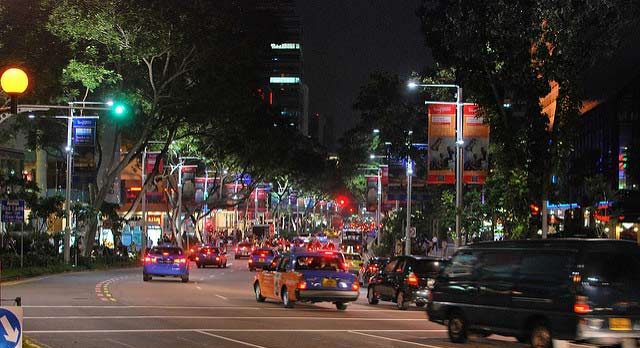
[1,257,596,348]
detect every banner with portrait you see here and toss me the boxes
[462,104,489,184]
[427,104,456,184]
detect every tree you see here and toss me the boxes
[417,0,640,235]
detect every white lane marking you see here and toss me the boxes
[21,305,423,313]
[25,329,443,334]
[196,330,269,348]
[106,338,137,348]
[1,275,52,287]
[349,331,446,348]
[24,316,423,321]
[215,295,228,300]
[177,336,207,347]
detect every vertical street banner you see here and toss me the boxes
[462,104,489,184]
[427,104,456,184]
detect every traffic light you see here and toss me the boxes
[529,203,540,216]
[107,100,128,119]
[336,196,348,207]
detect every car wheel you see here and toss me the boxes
[282,287,294,308]
[367,286,379,305]
[181,275,189,283]
[335,302,347,310]
[530,322,552,348]
[447,310,468,343]
[143,274,150,282]
[254,282,266,302]
[396,291,409,310]
[415,302,426,308]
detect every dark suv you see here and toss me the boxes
[427,239,640,348]
[367,255,446,310]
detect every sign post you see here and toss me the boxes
[1,200,25,268]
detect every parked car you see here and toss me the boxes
[367,255,445,310]
[195,245,227,268]
[143,245,189,282]
[359,257,389,285]
[427,239,640,348]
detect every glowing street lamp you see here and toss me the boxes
[1,67,29,114]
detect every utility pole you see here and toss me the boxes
[455,87,464,246]
[405,131,413,256]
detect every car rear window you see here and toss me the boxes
[295,255,343,271]
[200,247,219,253]
[150,247,182,255]
[412,259,444,274]
[253,249,274,256]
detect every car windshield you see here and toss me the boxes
[150,247,182,256]
[413,259,443,274]
[295,255,343,271]
[344,254,361,261]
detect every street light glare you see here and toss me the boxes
[373,128,380,134]
[1,67,29,94]
[407,81,418,89]
[369,154,375,159]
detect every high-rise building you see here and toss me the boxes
[259,0,308,135]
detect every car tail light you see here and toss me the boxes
[352,282,360,291]
[190,248,194,253]
[216,257,220,261]
[369,265,378,272]
[195,257,200,261]
[175,258,186,264]
[574,296,592,314]
[207,251,212,255]
[406,272,419,287]
[163,252,169,256]
[297,281,307,290]
[235,247,238,252]
[248,259,253,263]
[251,247,256,252]
[144,256,156,263]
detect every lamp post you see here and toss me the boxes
[1,68,29,115]
[408,82,471,246]
[405,131,413,255]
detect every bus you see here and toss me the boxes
[341,229,363,253]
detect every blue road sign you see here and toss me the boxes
[0,307,22,348]
[0,200,24,223]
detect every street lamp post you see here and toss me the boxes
[405,153,413,255]
[408,82,470,246]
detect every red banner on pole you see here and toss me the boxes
[427,104,456,184]
[462,104,489,184]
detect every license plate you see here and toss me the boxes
[259,258,265,262]
[322,278,337,287]
[609,318,632,331]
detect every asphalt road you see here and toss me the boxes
[1,256,596,348]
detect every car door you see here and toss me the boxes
[273,255,290,299]
[380,258,401,300]
[261,256,281,299]
[436,250,481,318]
[474,250,520,331]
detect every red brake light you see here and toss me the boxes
[175,258,186,264]
[207,251,212,255]
[163,252,169,256]
[144,256,155,263]
[574,296,591,314]
[352,282,360,291]
[297,281,307,290]
[406,272,419,287]
[324,251,334,255]
[216,257,220,261]
[195,257,200,261]
[260,252,267,257]
[248,259,253,263]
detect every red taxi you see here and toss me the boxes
[253,251,360,310]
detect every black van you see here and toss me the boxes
[427,239,640,348]
[368,255,446,310]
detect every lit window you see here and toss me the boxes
[271,43,300,50]
[270,77,300,84]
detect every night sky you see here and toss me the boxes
[296,1,432,147]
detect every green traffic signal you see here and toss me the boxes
[108,100,128,118]
[114,104,125,115]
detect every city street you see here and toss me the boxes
[1,256,594,348]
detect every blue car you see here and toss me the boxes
[248,248,277,271]
[143,245,189,282]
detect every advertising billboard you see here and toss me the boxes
[462,104,489,184]
[427,104,456,184]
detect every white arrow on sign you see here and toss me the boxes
[0,315,19,343]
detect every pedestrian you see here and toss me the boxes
[441,238,448,258]
[432,235,438,254]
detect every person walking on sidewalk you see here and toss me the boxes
[431,235,438,255]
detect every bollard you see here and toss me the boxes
[15,296,21,306]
